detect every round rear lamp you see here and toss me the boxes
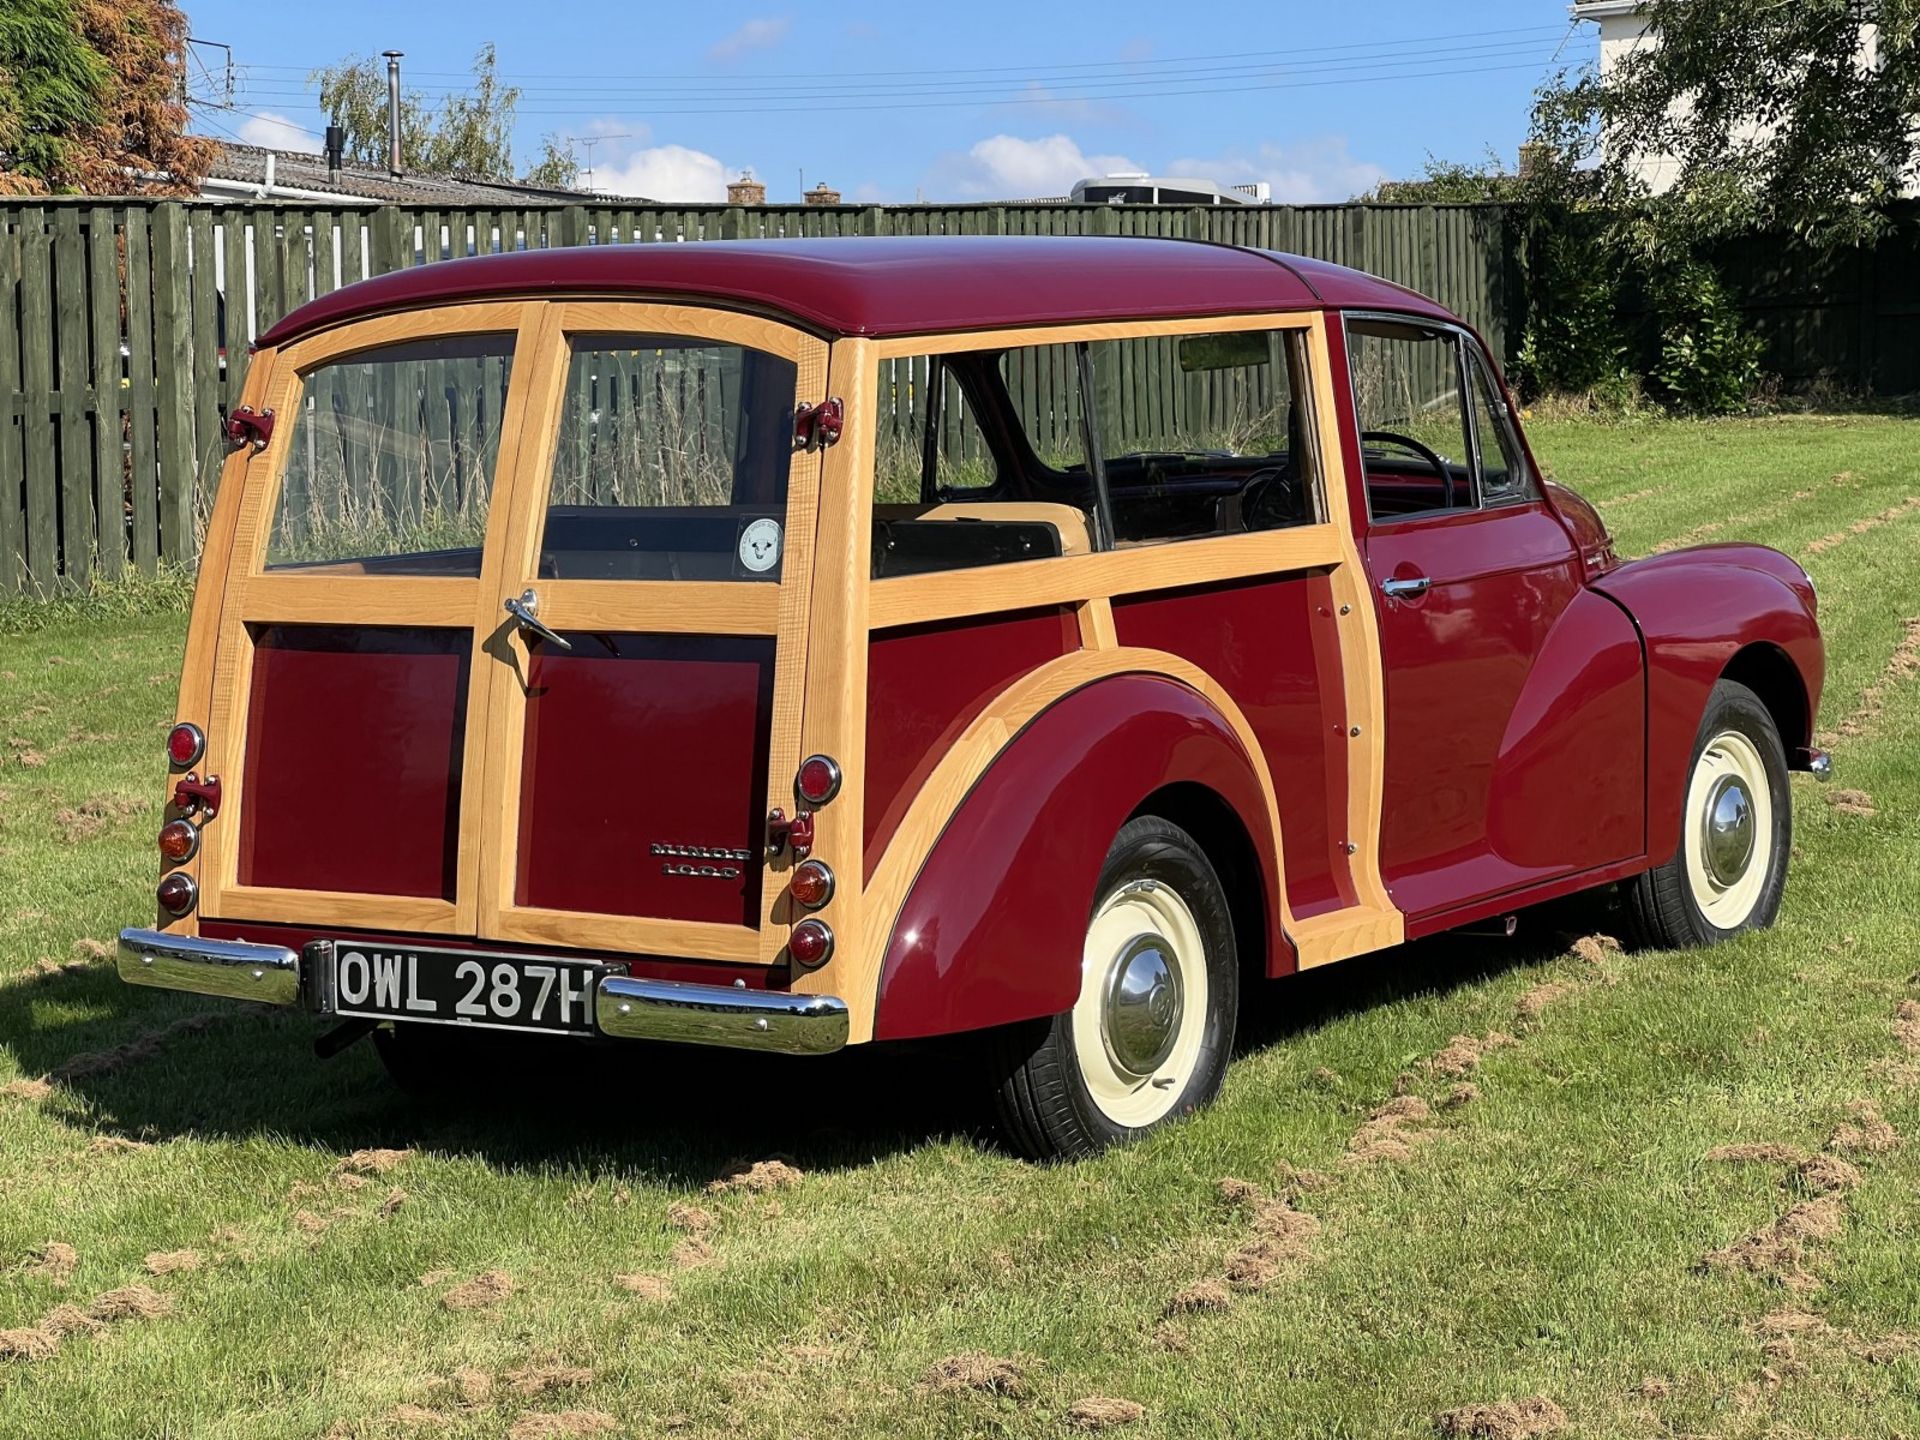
[789,918,835,970]
[789,859,835,910]
[166,722,205,769]
[158,819,200,864]
[156,872,198,918]
[795,754,842,806]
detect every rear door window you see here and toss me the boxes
[268,333,515,574]
[540,335,799,581]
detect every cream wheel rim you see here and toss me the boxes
[1683,729,1772,929]
[1071,878,1209,1129]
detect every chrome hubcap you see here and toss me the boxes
[1702,775,1756,886]
[1101,932,1184,1079]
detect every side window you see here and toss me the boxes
[868,344,1095,579]
[268,333,516,574]
[1468,350,1534,505]
[1083,328,1321,546]
[868,326,1324,578]
[540,334,797,581]
[1346,320,1473,520]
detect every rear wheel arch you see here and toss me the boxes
[869,669,1284,1043]
[1128,781,1276,993]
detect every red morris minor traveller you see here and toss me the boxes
[118,237,1827,1159]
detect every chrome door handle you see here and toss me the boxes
[1381,575,1432,601]
[504,588,573,652]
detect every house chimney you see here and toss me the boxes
[727,170,767,206]
[383,50,404,176]
[803,180,841,206]
[325,121,345,175]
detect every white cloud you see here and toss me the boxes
[593,143,733,201]
[235,110,321,153]
[1164,137,1389,204]
[709,17,790,63]
[929,133,1140,201]
[923,131,1389,205]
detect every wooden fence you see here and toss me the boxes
[0,197,1512,591]
[0,198,1521,594]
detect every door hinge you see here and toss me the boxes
[225,406,275,453]
[792,397,844,452]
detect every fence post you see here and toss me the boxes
[150,202,196,571]
[371,207,409,275]
[558,205,588,248]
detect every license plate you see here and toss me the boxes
[329,944,606,1035]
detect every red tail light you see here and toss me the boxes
[789,859,834,909]
[156,873,198,917]
[796,755,842,806]
[789,918,834,969]
[167,722,205,769]
[158,819,200,864]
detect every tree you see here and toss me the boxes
[311,43,576,187]
[521,134,580,190]
[0,0,212,195]
[1361,151,1522,205]
[1535,0,1920,252]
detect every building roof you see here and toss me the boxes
[256,235,1456,348]
[201,142,590,206]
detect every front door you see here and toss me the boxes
[194,302,829,970]
[1346,317,1642,918]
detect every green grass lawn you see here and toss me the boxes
[3,412,1918,1439]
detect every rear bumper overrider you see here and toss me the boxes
[116,928,849,1055]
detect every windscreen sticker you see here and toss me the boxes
[738,517,783,573]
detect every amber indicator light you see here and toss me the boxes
[789,859,834,909]
[157,819,199,864]
[167,722,205,769]
[789,918,835,969]
[156,872,198,917]
[795,754,842,806]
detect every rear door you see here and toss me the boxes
[195,302,828,969]
[474,304,826,964]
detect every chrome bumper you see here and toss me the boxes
[117,927,302,1006]
[594,976,849,1056]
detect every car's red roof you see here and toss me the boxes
[256,235,1456,348]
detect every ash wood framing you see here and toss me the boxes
[193,298,831,957]
[178,293,1398,1020]
[826,310,1401,1037]
[472,301,830,964]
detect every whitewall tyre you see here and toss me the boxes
[1629,679,1792,949]
[990,815,1238,1161]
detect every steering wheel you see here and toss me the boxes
[1361,429,1450,482]
[1238,466,1304,532]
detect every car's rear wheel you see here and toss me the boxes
[1628,679,1791,948]
[990,815,1238,1161]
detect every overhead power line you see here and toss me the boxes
[231,35,1575,106]
[230,22,1575,83]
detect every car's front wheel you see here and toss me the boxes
[990,815,1239,1161]
[1628,678,1792,948]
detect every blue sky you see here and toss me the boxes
[179,1,1595,204]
